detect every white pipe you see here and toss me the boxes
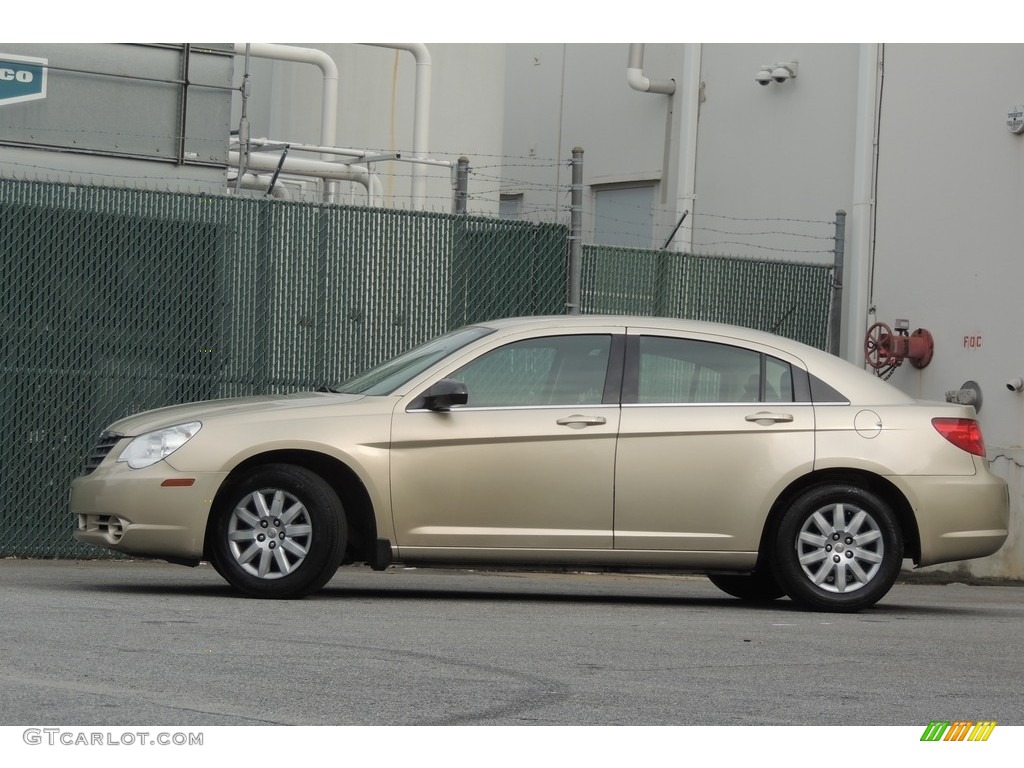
[236,173,293,199]
[232,43,338,157]
[845,43,882,366]
[228,151,383,204]
[363,43,431,210]
[234,137,385,161]
[626,43,676,96]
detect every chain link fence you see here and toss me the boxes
[580,245,833,349]
[1,178,834,558]
[0,179,565,557]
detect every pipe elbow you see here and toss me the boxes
[626,67,651,92]
[626,67,675,96]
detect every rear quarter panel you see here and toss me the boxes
[813,402,979,477]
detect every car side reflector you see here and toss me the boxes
[932,418,986,457]
[160,478,196,487]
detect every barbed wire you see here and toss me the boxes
[2,143,841,257]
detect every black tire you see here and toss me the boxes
[210,464,346,598]
[772,483,903,612]
[708,571,786,602]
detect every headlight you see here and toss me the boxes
[117,422,202,469]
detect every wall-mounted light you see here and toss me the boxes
[755,61,798,87]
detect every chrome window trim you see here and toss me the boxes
[621,401,817,409]
[406,403,619,414]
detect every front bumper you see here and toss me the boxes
[70,461,227,563]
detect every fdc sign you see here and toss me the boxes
[0,53,48,106]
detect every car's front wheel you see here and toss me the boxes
[772,483,903,612]
[210,464,346,598]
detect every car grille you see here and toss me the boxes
[82,431,123,475]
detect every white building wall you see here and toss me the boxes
[870,43,1024,578]
[500,44,860,258]
[692,44,859,258]
[501,43,684,237]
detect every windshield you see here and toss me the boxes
[334,326,494,396]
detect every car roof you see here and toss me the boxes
[478,314,813,353]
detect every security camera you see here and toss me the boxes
[755,66,773,86]
[1006,377,1023,393]
[771,62,798,83]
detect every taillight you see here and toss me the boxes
[932,418,986,457]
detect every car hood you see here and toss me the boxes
[107,392,366,436]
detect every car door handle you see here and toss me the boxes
[556,415,607,427]
[745,411,794,425]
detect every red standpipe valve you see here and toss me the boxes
[865,323,934,375]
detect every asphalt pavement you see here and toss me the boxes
[2,559,1022,726]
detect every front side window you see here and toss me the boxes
[450,335,612,407]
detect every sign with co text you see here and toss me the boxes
[0,53,48,106]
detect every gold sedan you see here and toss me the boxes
[71,316,1009,611]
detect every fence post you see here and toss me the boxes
[567,147,584,314]
[454,156,469,214]
[829,210,846,356]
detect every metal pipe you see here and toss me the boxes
[567,147,584,314]
[228,151,382,202]
[454,156,469,214]
[829,210,847,356]
[231,43,338,161]
[234,44,252,193]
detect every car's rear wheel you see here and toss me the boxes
[211,464,346,598]
[708,571,786,602]
[772,483,903,612]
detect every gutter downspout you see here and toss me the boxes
[363,43,431,210]
[845,43,882,366]
[626,43,676,96]
[627,43,680,250]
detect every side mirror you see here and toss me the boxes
[419,378,468,411]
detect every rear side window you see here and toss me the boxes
[765,356,794,402]
[628,336,804,404]
[809,373,848,403]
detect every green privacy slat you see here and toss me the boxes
[580,245,832,350]
[0,179,831,558]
